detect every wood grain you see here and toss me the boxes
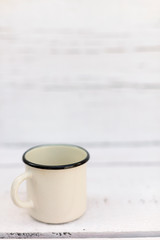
[0,0,160,148]
[0,0,160,31]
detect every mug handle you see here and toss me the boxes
[11,172,34,209]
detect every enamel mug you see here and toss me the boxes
[11,144,90,224]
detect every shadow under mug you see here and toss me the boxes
[11,144,90,224]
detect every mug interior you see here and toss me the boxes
[23,145,89,169]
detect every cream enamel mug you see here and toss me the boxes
[11,144,90,224]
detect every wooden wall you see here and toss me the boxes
[1,0,160,164]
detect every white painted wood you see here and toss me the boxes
[0,0,160,147]
[0,165,160,233]
[1,89,160,144]
[1,31,160,87]
[0,0,160,31]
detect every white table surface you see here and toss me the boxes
[0,147,160,239]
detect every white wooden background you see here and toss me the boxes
[0,0,160,239]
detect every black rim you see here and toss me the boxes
[22,144,90,170]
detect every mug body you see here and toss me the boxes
[26,163,86,223]
[22,144,89,223]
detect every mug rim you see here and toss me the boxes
[22,144,90,170]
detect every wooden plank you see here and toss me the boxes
[1,34,160,86]
[1,165,160,233]
[0,2,160,87]
[1,27,160,56]
[1,89,160,144]
[1,74,160,90]
[0,0,160,31]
